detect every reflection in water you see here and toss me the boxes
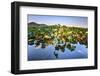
[28,42,88,61]
[54,51,58,58]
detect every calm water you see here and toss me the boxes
[28,42,88,61]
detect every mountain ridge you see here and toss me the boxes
[28,22,87,28]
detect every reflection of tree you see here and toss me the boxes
[28,24,88,57]
[54,51,58,58]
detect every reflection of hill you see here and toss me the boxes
[28,22,47,27]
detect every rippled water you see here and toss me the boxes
[28,42,88,61]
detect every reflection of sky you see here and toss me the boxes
[28,15,88,27]
[28,42,88,60]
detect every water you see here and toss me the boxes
[28,42,88,61]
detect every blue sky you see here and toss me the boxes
[28,15,88,27]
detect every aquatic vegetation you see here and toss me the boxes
[28,24,88,53]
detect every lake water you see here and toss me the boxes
[28,42,88,61]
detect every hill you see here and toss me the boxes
[28,22,47,27]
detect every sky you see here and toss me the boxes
[28,15,88,27]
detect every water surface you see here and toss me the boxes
[28,42,88,61]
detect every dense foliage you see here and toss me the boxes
[28,24,88,53]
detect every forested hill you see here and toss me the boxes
[28,22,47,27]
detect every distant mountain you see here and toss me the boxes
[28,22,87,28]
[28,22,38,25]
[28,22,47,27]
